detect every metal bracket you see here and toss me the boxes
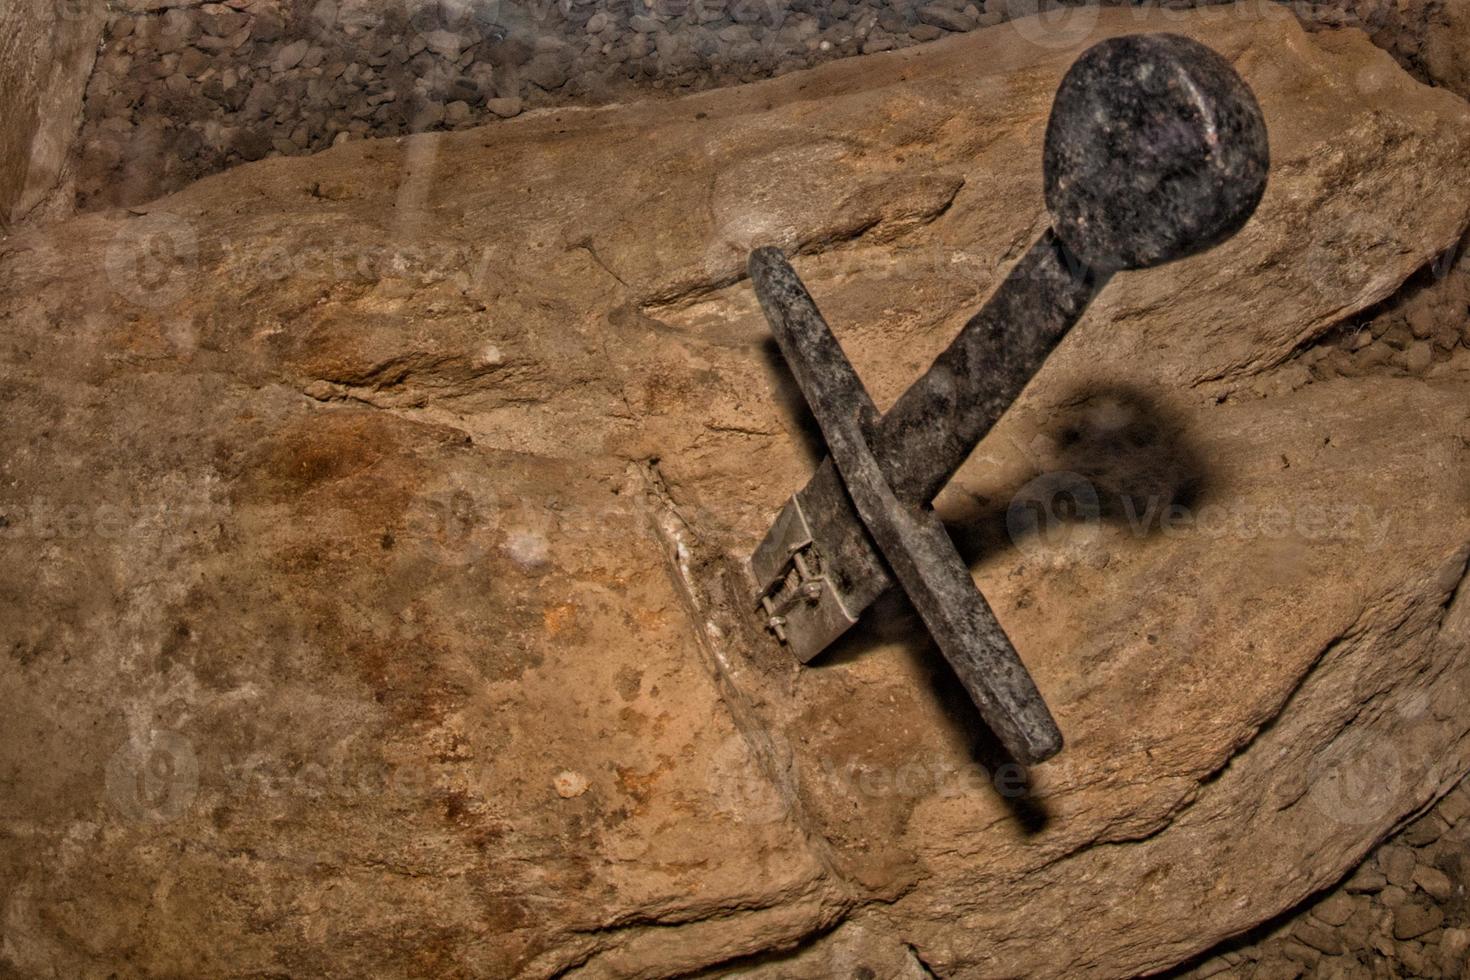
[751,494,857,654]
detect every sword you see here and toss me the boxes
[748,32,1269,764]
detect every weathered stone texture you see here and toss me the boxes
[0,0,106,224]
[4,7,1470,976]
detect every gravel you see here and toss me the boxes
[73,0,1460,210]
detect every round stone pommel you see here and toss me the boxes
[1043,33,1269,272]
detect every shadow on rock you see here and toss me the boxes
[812,384,1215,832]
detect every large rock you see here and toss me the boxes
[0,0,106,225]
[3,6,1470,977]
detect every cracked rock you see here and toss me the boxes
[5,8,1470,979]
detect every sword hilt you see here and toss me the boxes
[750,32,1270,707]
[877,32,1269,506]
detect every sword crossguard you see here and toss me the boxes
[748,33,1269,765]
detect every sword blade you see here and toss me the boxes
[749,246,1063,764]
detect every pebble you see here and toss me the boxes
[1252,960,1303,980]
[1412,864,1454,901]
[274,38,309,72]
[1312,891,1357,927]
[1408,304,1438,339]
[917,3,977,31]
[486,97,523,118]
[1280,939,1320,965]
[423,29,462,60]
[1345,863,1388,893]
[444,100,471,124]
[1440,786,1470,826]
[1378,844,1416,887]
[1292,920,1343,955]
[1379,884,1409,909]
[1393,901,1445,940]
[1402,340,1434,373]
[1396,940,1430,974]
[252,13,283,42]
[553,770,589,798]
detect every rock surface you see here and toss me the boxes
[4,8,1470,977]
[1172,766,1470,978]
[0,0,106,224]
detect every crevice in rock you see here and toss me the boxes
[906,941,942,978]
[1194,227,1470,394]
[632,459,862,904]
[571,238,630,290]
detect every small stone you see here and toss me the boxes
[275,39,309,72]
[1280,940,1321,965]
[413,100,446,129]
[524,54,569,91]
[201,6,248,37]
[424,29,462,60]
[1396,941,1430,975]
[310,0,337,31]
[1399,811,1446,852]
[630,14,661,32]
[252,13,284,42]
[917,2,977,31]
[1439,784,1470,825]
[444,100,471,124]
[1412,864,1453,901]
[1393,901,1444,940]
[1441,928,1470,962]
[1433,320,1461,351]
[1313,891,1357,927]
[1379,321,1414,350]
[1402,341,1434,373]
[1293,919,1343,955]
[1380,884,1409,908]
[233,127,272,161]
[1379,844,1416,886]
[585,11,609,33]
[1356,341,1394,368]
[553,770,588,798]
[1251,959,1304,980]
[179,48,210,77]
[1408,305,1438,339]
[910,23,944,41]
[1346,864,1388,893]
[1343,906,1378,949]
[486,97,522,118]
